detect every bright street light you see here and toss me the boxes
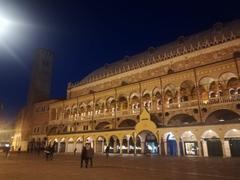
[0,17,10,37]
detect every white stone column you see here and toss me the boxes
[181,140,185,156]
[221,139,226,157]
[127,139,130,154]
[57,142,61,153]
[197,140,202,157]
[113,141,117,153]
[141,141,145,154]
[65,142,68,153]
[133,136,137,155]
[202,140,208,157]
[93,141,97,153]
[164,141,167,156]
[176,140,181,156]
[119,140,123,154]
[224,140,231,157]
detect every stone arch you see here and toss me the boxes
[199,76,215,100]
[118,95,128,110]
[181,131,197,141]
[121,134,135,154]
[142,89,151,97]
[152,88,162,109]
[130,92,140,100]
[109,135,120,153]
[105,96,116,113]
[163,132,178,156]
[167,114,197,126]
[142,91,152,111]
[205,109,240,123]
[95,121,111,130]
[181,131,198,156]
[179,80,196,101]
[219,72,238,85]
[66,137,75,152]
[164,84,177,104]
[224,129,240,157]
[201,130,219,139]
[137,130,158,154]
[130,94,140,113]
[201,130,223,157]
[64,106,71,119]
[72,104,77,116]
[118,119,137,128]
[85,136,94,148]
[86,102,93,116]
[75,137,83,153]
[96,136,107,153]
[95,98,105,115]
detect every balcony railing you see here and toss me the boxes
[165,100,199,109]
[51,95,240,124]
[200,95,240,105]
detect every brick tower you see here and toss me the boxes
[27,49,54,105]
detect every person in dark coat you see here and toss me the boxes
[87,146,94,167]
[81,146,88,168]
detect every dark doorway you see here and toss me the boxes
[229,139,240,157]
[206,139,223,157]
[167,134,178,156]
[59,142,66,153]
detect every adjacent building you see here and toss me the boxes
[12,49,55,151]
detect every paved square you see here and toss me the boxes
[0,153,240,180]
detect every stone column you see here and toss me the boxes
[65,142,68,153]
[133,136,137,155]
[113,140,117,153]
[57,142,61,153]
[164,141,167,156]
[93,141,97,153]
[224,140,231,157]
[202,140,208,157]
[176,140,181,156]
[127,139,130,154]
[181,140,185,156]
[221,139,226,157]
[197,140,202,157]
[105,140,109,153]
[119,140,123,154]
[141,141,145,154]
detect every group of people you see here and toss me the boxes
[43,143,111,168]
[44,142,56,161]
[80,144,94,168]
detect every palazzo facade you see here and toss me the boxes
[14,20,240,157]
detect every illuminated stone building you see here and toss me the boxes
[16,20,240,157]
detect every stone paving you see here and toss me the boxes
[0,152,240,180]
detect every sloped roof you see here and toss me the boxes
[70,20,240,88]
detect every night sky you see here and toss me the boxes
[0,0,240,120]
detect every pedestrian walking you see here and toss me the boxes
[105,145,110,159]
[74,148,77,156]
[81,146,88,168]
[5,146,10,159]
[87,146,94,167]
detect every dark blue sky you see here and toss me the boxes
[0,0,240,119]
